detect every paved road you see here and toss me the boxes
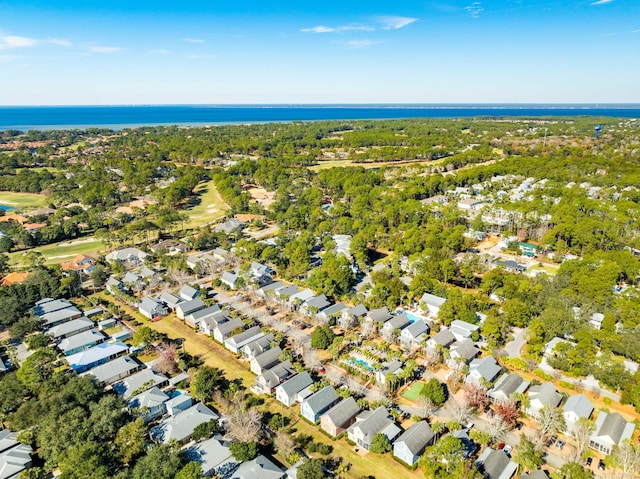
[504,327,527,358]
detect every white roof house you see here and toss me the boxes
[150,402,219,444]
[589,412,635,455]
[419,293,447,316]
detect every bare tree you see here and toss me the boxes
[154,342,178,375]
[486,416,509,443]
[536,404,566,442]
[611,441,640,479]
[416,396,437,419]
[360,319,377,340]
[338,313,357,330]
[227,407,262,442]
[302,348,321,373]
[274,430,296,458]
[447,402,472,424]
[447,361,467,393]
[571,417,595,463]
[423,347,443,370]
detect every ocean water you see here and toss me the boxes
[1,104,639,131]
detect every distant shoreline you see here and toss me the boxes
[1,104,639,131]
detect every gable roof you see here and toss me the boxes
[350,407,398,442]
[40,306,82,326]
[346,304,368,317]
[489,373,530,400]
[278,371,314,397]
[83,355,140,384]
[179,284,200,300]
[477,447,518,479]
[0,430,18,454]
[429,328,456,347]
[469,356,502,382]
[46,316,94,339]
[450,340,480,360]
[229,454,285,479]
[591,412,635,446]
[303,386,339,414]
[303,295,330,310]
[139,297,165,315]
[214,317,243,336]
[253,346,282,368]
[184,436,234,477]
[528,382,562,409]
[395,420,434,456]
[186,304,222,323]
[159,291,184,308]
[66,341,128,371]
[226,326,263,349]
[176,298,206,316]
[368,306,392,323]
[402,319,430,338]
[384,314,411,331]
[563,394,594,420]
[128,386,170,410]
[276,284,299,298]
[420,293,447,308]
[113,368,168,398]
[323,397,361,428]
[57,329,105,354]
[0,443,32,479]
[150,402,219,443]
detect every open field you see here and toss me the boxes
[0,191,49,209]
[309,159,431,172]
[183,180,229,229]
[9,238,106,266]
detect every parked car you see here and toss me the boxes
[497,443,505,450]
[466,422,475,431]
[546,436,557,447]
[555,440,565,450]
[503,445,513,455]
[514,422,523,430]
[598,459,605,471]
[586,457,593,467]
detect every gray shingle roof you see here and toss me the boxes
[176,298,206,316]
[403,320,430,338]
[128,386,170,410]
[150,402,219,443]
[528,382,562,409]
[384,314,411,331]
[420,293,447,308]
[323,397,361,428]
[346,304,368,317]
[394,420,434,456]
[304,386,339,414]
[33,298,73,316]
[368,307,392,323]
[184,436,234,477]
[46,316,94,339]
[476,447,518,479]
[40,306,82,326]
[469,355,502,382]
[429,328,456,347]
[563,394,594,420]
[113,368,168,398]
[186,304,221,322]
[350,407,397,442]
[229,454,285,479]
[179,284,199,300]
[450,340,480,360]
[84,355,140,384]
[278,371,314,397]
[57,329,105,354]
[304,295,330,310]
[253,346,282,368]
[489,373,530,401]
[592,412,635,445]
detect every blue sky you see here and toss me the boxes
[0,0,638,104]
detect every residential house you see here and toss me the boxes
[347,407,402,451]
[300,386,340,423]
[97,317,116,330]
[83,355,140,384]
[274,284,299,303]
[519,472,550,479]
[220,271,240,289]
[525,382,562,418]
[250,347,283,375]
[393,421,435,466]
[105,247,148,266]
[165,393,194,417]
[201,310,233,337]
[215,218,245,234]
[287,288,314,309]
[399,320,430,348]
[57,329,106,356]
[590,313,605,330]
[60,254,95,277]
[341,304,368,324]
[276,372,314,407]
[106,276,125,294]
[46,316,95,340]
[158,291,183,311]
[367,306,393,324]
[381,314,411,338]
[419,293,447,316]
[33,298,73,316]
[254,361,295,395]
[0,436,32,479]
[450,320,480,341]
[122,272,142,290]
[212,317,243,343]
[495,259,526,274]
[301,295,331,316]
[475,447,518,479]
[225,326,264,354]
[176,298,206,320]
[488,373,530,404]
[449,340,480,366]
[375,359,404,386]
[150,402,219,444]
[229,454,286,479]
[150,239,187,255]
[458,198,483,210]
[466,356,502,386]
[179,284,200,301]
[589,412,635,455]
[316,302,347,323]
[241,334,274,361]
[0,271,30,287]
[66,341,129,373]
[113,368,169,398]
[39,306,83,328]
[563,394,594,436]
[544,337,576,358]
[185,304,221,329]
[257,280,284,298]
[127,386,170,422]
[138,297,169,321]
[425,328,456,350]
[185,436,234,478]
[320,397,361,437]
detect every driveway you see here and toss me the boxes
[504,327,527,358]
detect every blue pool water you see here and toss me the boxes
[348,358,373,371]
[0,205,14,211]
[400,310,424,323]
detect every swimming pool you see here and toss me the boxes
[347,358,373,371]
[399,310,425,323]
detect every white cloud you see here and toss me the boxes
[183,38,205,43]
[376,16,418,30]
[0,35,38,50]
[47,38,72,47]
[591,0,614,4]
[88,45,124,54]
[343,39,379,49]
[465,2,484,18]
[301,24,374,34]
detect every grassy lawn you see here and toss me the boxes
[0,191,49,209]
[183,180,229,229]
[9,238,106,266]
[402,382,426,402]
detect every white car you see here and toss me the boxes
[503,445,513,455]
